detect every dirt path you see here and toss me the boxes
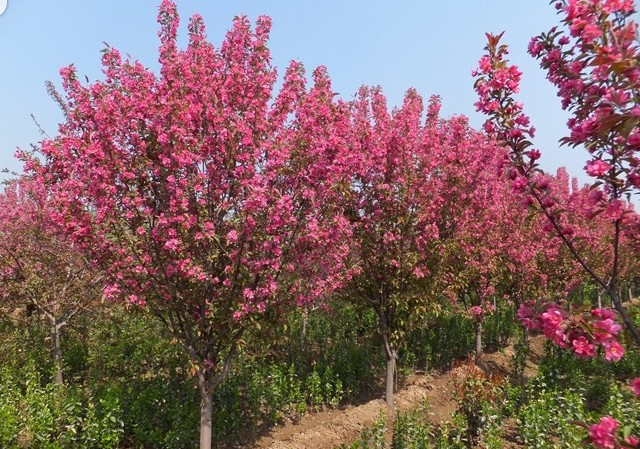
[250,337,545,449]
[252,372,455,449]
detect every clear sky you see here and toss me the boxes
[0,1,589,183]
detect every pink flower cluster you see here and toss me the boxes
[631,378,640,396]
[473,33,564,218]
[518,302,624,361]
[528,0,640,198]
[467,304,496,321]
[18,3,367,395]
[589,416,619,449]
[583,378,640,448]
[580,380,640,448]
[473,2,640,449]
[588,414,640,448]
[473,0,640,235]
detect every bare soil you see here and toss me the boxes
[248,336,546,449]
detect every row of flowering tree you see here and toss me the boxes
[342,87,592,402]
[0,177,101,386]
[4,1,635,449]
[473,0,640,447]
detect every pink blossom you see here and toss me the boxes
[572,335,596,358]
[603,0,635,14]
[628,132,640,148]
[412,266,426,279]
[512,176,528,192]
[541,196,556,208]
[550,327,569,348]
[164,238,180,251]
[541,306,564,329]
[517,302,534,320]
[528,37,544,56]
[585,159,612,177]
[588,416,618,449]
[592,308,617,321]
[468,305,484,318]
[226,229,239,243]
[625,435,639,447]
[588,189,604,206]
[630,378,640,396]
[594,318,623,341]
[581,23,602,44]
[605,199,625,220]
[603,341,624,361]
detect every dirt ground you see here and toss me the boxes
[249,336,546,449]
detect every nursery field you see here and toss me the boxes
[1,0,640,449]
[3,300,640,448]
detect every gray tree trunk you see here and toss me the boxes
[474,321,483,364]
[597,290,603,309]
[385,348,397,408]
[198,376,214,449]
[301,309,308,346]
[52,320,64,386]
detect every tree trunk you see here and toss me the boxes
[474,321,483,364]
[510,325,529,386]
[52,320,64,386]
[608,287,640,347]
[198,374,214,449]
[385,348,397,408]
[377,306,397,409]
[301,308,308,346]
[597,290,602,309]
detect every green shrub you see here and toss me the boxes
[392,409,432,449]
[0,364,124,449]
[336,411,388,449]
[517,387,586,449]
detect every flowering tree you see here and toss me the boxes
[24,2,354,447]
[473,0,640,446]
[0,177,101,385]
[440,166,603,363]
[347,88,507,406]
[432,138,512,364]
[473,0,639,341]
[440,178,538,363]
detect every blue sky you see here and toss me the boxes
[0,1,587,182]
